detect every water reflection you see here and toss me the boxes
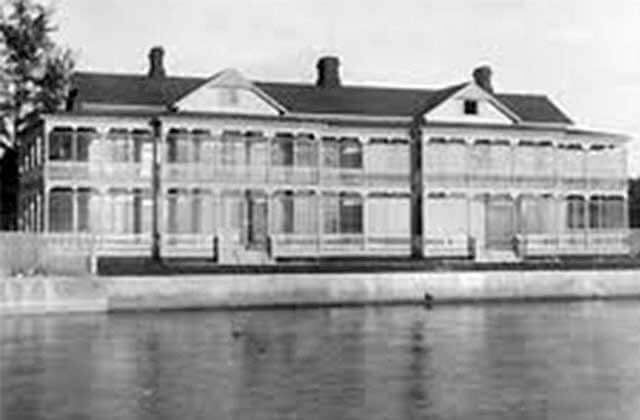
[2,302,640,420]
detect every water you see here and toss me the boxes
[2,302,640,420]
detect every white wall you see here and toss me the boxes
[177,87,279,116]
[425,84,513,125]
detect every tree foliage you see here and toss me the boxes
[0,0,74,141]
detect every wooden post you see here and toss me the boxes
[150,117,162,261]
[409,119,423,259]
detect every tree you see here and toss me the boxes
[0,0,73,230]
[0,0,74,142]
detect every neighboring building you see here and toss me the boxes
[15,47,630,263]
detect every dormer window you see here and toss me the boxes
[464,99,478,115]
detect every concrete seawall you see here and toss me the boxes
[0,276,107,315]
[105,270,640,311]
[2,270,640,315]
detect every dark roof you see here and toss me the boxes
[70,71,573,124]
[255,82,469,117]
[496,93,572,124]
[71,72,203,106]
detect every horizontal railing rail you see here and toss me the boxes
[516,230,630,257]
[423,234,473,258]
[161,233,216,258]
[424,171,627,192]
[270,233,411,257]
[47,161,411,189]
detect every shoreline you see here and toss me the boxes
[2,269,640,315]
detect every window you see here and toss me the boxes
[166,129,191,163]
[77,188,92,232]
[191,189,202,234]
[294,134,317,167]
[271,133,294,166]
[167,189,180,234]
[220,131,245,166]
[76,128,96,162]
[339,138,362,169]
[49,188,73,232]
[49,128,73,161]
[109,129,131,162]
[108,189,133,234]
[273,191,294,234]
[464,99,478,115]
[589,196,603,229]
[132,130,151,163]
[132,189,152,234]
[322,193,340,234]
[339,194,363,234]
[566,196,586,229]
[246,132,267,167]
[322,137,339,168]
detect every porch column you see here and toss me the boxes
[150,117,162,261]
[409,121,423,258]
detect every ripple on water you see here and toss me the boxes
[1,302,640,420]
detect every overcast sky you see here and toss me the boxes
[49,0,640,174]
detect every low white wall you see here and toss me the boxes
[3,271,640,315]
[105,270,640,311]
[0,276,108,315]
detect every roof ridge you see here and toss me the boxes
[496,92,549,98]
[255,80,451,93]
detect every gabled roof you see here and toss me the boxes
[71,72,203,107]
[69,71,573,124]
[495,93,572,124]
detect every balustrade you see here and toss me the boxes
[423,234,473,258]
[161,233,216,258]
[517,231,630,257]
[270,233,411,257]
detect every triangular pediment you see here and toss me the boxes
[175,69,284,115]
[423,83,520,124]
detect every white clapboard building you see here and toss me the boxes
[15,47,630,263]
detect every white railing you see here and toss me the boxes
[47,162,150,183]
[423,172,468,189]
[270,233,412,257]
[96,233,151,256]
[517,231,630,257]
[268,166,318,185]
[423,234,472,258]
[366,172,410,188]
[365,235,411,255]
[321,233,366,252]
[161,233,216,258]
[512,175,556,189]
[321,168,365,187]
[271,234,319,257]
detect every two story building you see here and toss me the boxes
[15,47,630,263]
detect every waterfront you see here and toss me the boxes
[2,302,640,420]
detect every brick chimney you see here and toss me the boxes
[148,46,166,78]
[316,56,341,88]
[472,65,493,93]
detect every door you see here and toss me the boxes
[486,195,515,250]
[247,190,268,249]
